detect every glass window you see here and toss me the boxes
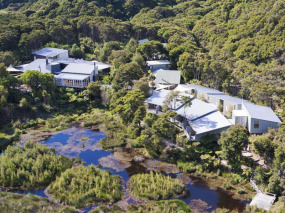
[254,121,259,129]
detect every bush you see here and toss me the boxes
[237,187,246,194]
[47,165,123,208]
[0,141,73,188]
[177,161,197,173]
[129,171,185,201]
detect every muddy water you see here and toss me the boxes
[15,127,248,212]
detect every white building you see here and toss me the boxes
[146,60,170,72]
[145,84,282,141]
[53,63,98,88]
[8,47,110,88]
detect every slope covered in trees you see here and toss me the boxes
[0,0,284,110]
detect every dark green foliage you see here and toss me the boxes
[218,125,249,168]
[0,141,73,188]
[47,165,123,208]
[129,171,185,201]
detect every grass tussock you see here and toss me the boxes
[129,171,185,201]
[47,165,123,208]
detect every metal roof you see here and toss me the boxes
[146,60,170,66]
[175,99,217,121]
[21,59,50,73]
[190,111,232,134]
[33,47,67,57]
[61,63,95,75]
[7,64,22,72]
[144,89,171,106]
[243,102,281,123]
[209,94,244,104]
[54,73,89,81]
[155,70,181,85]
[92,60,110,70]
[138,39,149,44]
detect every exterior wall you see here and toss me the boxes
[208,95,220,106]
[194,126,230,141]
[233,115,248,127]
[196,91,208,101]
[58,51,69,60]
[150,64,169,71]
[248,118,279,134]
[47,63,61,73]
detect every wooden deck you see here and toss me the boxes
[250,179,276,211]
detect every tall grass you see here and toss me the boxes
[129,171,185,201]
[47,165,123,208]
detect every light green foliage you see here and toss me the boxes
[129,171,185,201]
[111,89,146,124]
[47,165,123,208]
[92,200,191,213]
[127,200,191,213]
[0,141,73,188]
[0,192,76,213]
[112,62,144,90]
[218,125,249,168]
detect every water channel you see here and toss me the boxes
[12,127,248,212]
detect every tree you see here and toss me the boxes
[112,62,143,90]
[20,70,55,100]
[218,125,249,168]
[181,96,192,116]
[137,41,165,60]
[111,89,146,124]
[83,81,101,102]
[163,91,180,110]
[19,97,30,111]
[133,77,150,96]
[252,135,275,163]
[0,63,7,77]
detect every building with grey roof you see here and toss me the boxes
[155,69,181,88]
[146,60,170,72]
[137,39,149,44]
[144,84,282,141]
[33,47,68,60]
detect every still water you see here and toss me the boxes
[15,127,248,212]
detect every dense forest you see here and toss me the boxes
[0,0,284,212]
[0,0,284,109]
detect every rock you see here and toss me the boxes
[133,156,145,163]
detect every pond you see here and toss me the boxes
[15,127,248,212]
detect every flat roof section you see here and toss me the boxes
[155,70,181,85]
[54,73,89,81]
[33,47,67,57]
[61,63,95,75]
[146,60,170,66]
[175,99,217,121]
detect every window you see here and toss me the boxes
[254,121,259,129]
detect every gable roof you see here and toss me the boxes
[33,47,67,58]
[61,63,95,75]
[146,60,170,66]
[175,99,217,121]
[144,89,171,106]
[138,39,149,44]
[155,69,181,85]
[54,73,90,81]
[242,102,281,123]
[190,111,232,134]
[22,59,50,73]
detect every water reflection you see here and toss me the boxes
[15,127,248,212]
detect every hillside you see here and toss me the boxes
[0,0,284,109]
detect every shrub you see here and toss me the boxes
[0,141,73,188]
[177,161,197,173]
[129,171,185,201]
[47,165,122,208]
